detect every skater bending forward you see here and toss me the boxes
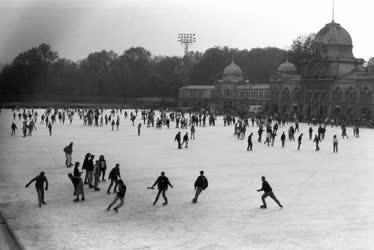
[149,171,173,205]
[257,176,283,209]
[25,171,48,207]
[107,180,126,212]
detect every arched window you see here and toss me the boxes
[224,89,231,98]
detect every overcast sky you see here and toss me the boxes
[0,0,373,63]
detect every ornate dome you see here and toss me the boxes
[368,57,374,67]
[368,57,374,73]
[222,60,243,82]
[277,60,297,73]
[314,21,352,46]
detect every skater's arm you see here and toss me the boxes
[45,178,48,191]
[25,177,36,187]
[151,178,159,188]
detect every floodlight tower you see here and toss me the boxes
[177,33,196,82]
[177,33,196,56]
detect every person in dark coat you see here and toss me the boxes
[313,134,321,151]
[174,132,182,149]
[182,132,189,148]
[297,134,303,150]
[247,133,253,151]
[107,180,126,213]
[11,122,17,136]
[63,142,73,167]
[193,171,208,203]
[148,171,173,205]
[82,153,91,184]
[107,163,121,194]
[25,171,48,207]
[309,127,313,140]
[257,176,282,209]
[73,162,82,177]
[138,123,142,136]
[86,154,95,188]
[68,173,85,202]
[48,122,52,136]
[98,155,107,181]
[280,132,286,148]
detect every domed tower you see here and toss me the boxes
[368,58,374,73]
[277,60,297,74]
[222,60,244,82]
[313,20,353,58]
[214,58,246,111]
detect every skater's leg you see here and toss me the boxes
[261,193,268,208]
[101,169,106,181]
[36,187,42,206]
[113,180,118,193]
[107,179,114,193]
[194,187,203,201]
[108,196,119,210]
[154,190,162,204]
[269,192,282,207]
[162,189,168,204]
[114,197,124,210]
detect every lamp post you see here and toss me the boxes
[177,33,196,82]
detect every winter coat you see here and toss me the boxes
[194,176,208,189]
[153,176,172,190]
[259,181,272,193]
[108,167,121,180]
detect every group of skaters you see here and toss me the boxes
[236,114,361,153]
[26,166,282,212]
[6,107,363,214]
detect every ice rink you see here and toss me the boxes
[1,109,374,250]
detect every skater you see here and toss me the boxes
[48,122,52,136]
[182,132,189,148]
[280,132,286,148]
[111,120,115,131]
[174,132,182,149]
[247,133,253,151]
[342,125,349,139]
[190,125,195,139]
[93,160,101,191]
[313,134,321,151]
[99,155,107,181]
[86,154,95,188]
[148,171,173,205]
[11,122,17,136]
[73,162,82,178]
[63,142,73,167]
[309,127,313,140]
[257,176,282,209]
[25,171,48,207]
[297,134,303,150]
[333,135,338,153]
[138,123,141,136]
[116,117,120,131]
[193,171,208,203]
[68,173,85,202]
[107,163,121,194]
[82,153,91,184]
[107,179,126,213]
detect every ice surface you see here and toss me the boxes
[1,109,374,249]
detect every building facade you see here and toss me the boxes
[178,19,374,119]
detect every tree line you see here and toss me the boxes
[0,34,314,98]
